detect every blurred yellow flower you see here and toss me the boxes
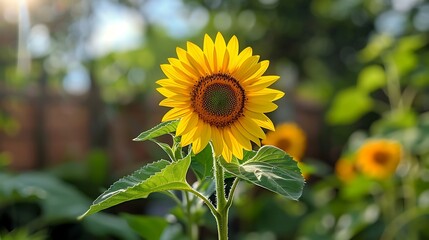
[262,123,306,161]
[356,140,402,179]
[335,158,357,182]
[157,33,283,162]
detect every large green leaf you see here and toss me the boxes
[133,120,179,141]
[191,144,214,180]
[220,146,305,200]
[79,155,192,219]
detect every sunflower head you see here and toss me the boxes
[356,140,402,179]
[262,122,306,161]
[157,33,284,162]
[335,157,357,183]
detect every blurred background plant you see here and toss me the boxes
[1,0,429,239]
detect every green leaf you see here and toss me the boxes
[410,69,429,88]
[133,120,179,141]
[83,213,139,240]
[340,175,375,200]
[0,172,90,221]
[396,34,427,52]
[326,88,373,125]
[357,65,386,92]
[0,228,47,240]
[121,214,168,240]
[79,155,192,219]
[358,33,393,62]
[220,146,305,200]
[389,51,417,77]
[371,109,417,135]
[191,144,214,180]
[153,140,176,161]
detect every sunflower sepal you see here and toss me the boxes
[219,145,305,200]
[78,155,192,220]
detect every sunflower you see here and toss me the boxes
[335,158,357,183]
[356,140,402,179]
[157,33,283,162]
[262,123,306,161]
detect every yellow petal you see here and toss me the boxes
[159,98,190,108]
[162,108,190,122]
[232,123,261,146]
[230,47,252,71]
[176,113,198,136]
[233,56,260,81]
[246,101,278,113]
[156,80,190,96]
[229,126,252,150]
[160,64,192,86]
[242,60,269,84]
[186,52,207,76]
[193,122,211,154]
[168,58,199,80]
[157,87,176,97]
[181,127,198,146]
[247,88,285,101]
[246,75,280,91]
[211,127,224,156]
[227,35,239,65]
[238,117,266,139]
[203,34,215,72]
[244,111,275,131]
[168,93,191,103]
[215,32,226,72]
[221,141,233,163]
[222,128,243,159]
[156,79,187,89]
[176,47,190,64]
[187,41,210,74]
[212,47,218,73]
[221,49,230,72]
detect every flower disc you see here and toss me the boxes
[192,73,245,128]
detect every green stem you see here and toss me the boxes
[184,192,198,240]
[186,188,218,217]
[384,58,402,110]
[162,191,182,206]
[214,156,228,240]
[400,86,417,110]
[381,207,429,240]
[383,179,396,222]
[401,154,418,240]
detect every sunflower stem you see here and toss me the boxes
[184,191,198,240]
[214,156,229,240]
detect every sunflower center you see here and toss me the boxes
[191,73,246,128]
[373,151,389,165]
[277,138,291,151]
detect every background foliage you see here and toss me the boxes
[1,0,429,239]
